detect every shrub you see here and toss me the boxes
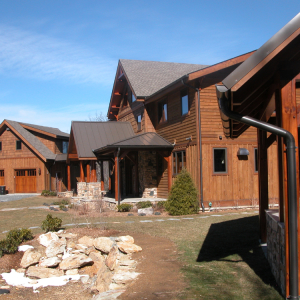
[41,190,57,197]
[0,228,33,257]
[164,168,199,216]
[136,201,152,209]
[117,203,133,212]
[156,201,165,209]
[59,203,66,210]
[41,214,62,232]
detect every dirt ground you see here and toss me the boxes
[0,228,186,300]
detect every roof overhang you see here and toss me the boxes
[216,13,300,139]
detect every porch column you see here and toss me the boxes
[67,164,71,191]
[134,152,139,196]
[80,161,84,182]
[114,150,120,204]
[108,161,112,191]
[167,154,172,192]
[86,162,90,183]
[257,127,268,243]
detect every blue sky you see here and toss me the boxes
[0,1,299,133]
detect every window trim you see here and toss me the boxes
[16,140,22,150]
[181,89,189,116]
[158,99,168,124]
[213,147,228,174]
[172,150,186,176]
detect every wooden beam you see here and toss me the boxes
[86,163,90,183]
[91,161,97,182]
[167,154,172,192]
[266,133,277,148]
[257,126,269,243]
[134,152,139,196]
[114,153,120,203]
[80,161,84,182]
[101,161,104,191]
[67,164,71,191]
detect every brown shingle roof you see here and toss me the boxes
[120,59,208,98]
[71,121,135,158]
[20,122,69,138]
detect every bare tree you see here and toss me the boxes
[88,111,107,122]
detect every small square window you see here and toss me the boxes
[181,90,189,115]
[213,148,227,173]
[158,100,167,123]
[254,148,258,172]
[16,140,22,150]
[137,114,142,131]
[0,141,2,151]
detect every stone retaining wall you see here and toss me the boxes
[266,209,285,296]
[77,182,102,200]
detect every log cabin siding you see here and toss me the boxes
[119,105,145,134]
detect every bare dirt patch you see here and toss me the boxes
[0,228,186,300]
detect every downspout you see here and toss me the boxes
[182,80,205,212]
[216,84,299,300]
[117,147,121,206]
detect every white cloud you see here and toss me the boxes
[0,103,109,133]
[0,24,116,85]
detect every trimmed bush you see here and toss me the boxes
[41,214,62,232]
[156,201,165,209]
[136,201,152,209]
[117,203,133,212]
[41,190,57,197]
[0,228,33,257]
[164,168,199,216]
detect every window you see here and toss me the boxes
[62,141,69,154]
[16,140,22,150]
[0,141,2,151]
[137,114,142,131]
[158,100,167,123]
[173,150,186,175]
[213,148,227,173]
[132,92,136,102]
[254,148,258,172]
[181,90,189,115]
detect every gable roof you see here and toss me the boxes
[20,122,69,139]
[120,59,208,98]
[70,121,135,159]
[3,120,56,161]
[94,132,173,155]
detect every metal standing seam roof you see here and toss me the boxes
[94,132,174,154]
[20,122,70,138]
[5,120,56,161]
[119,59,209,98]
[71,121,135,158]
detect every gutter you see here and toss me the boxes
[182,80,205,212]
[216,84,299,300]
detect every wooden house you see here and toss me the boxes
[0,120,69,193]
[105,54,279,208]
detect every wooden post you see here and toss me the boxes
[257,127,268,243]
[80,161,84,182]
[91,161,97,182]
[280,79,299,297]
[114,153,119,203]
[86,162,90,183]
[167,154,172,192]
[135,152,139,196]
[109,161,111,191]
[101,161,104,191]
[67,164,71,191]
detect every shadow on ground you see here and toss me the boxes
[197,215,280,293]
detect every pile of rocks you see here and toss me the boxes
[13,231,142,295]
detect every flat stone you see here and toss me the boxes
[26,266,64,279]
[95,264,113,293]
[59,254,93,270]
[46,237,67,258]
[57,232,78,239]
[112,271,140,284]
[138,213,146,216]
[38,232,59,247]
[66,269,79,275]
[20,248,42,268]
[138,207,154,215]
[117,242,142,254]
[114,236,134,244]
[154,212,161,215]
[106,246,118,271]
[16,268,25,273]
[78,236,94,247]
[89,251,105,263]
[39,256,62,267]
[94,237,114,254]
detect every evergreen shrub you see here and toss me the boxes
[117,204,133,212]
[136,201,152,209]
[164,168,199,215]
[41,214,62,232]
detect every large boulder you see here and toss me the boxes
[93,237,114,254]
[105,246,118,271]
[137,207,154,215]
[78,236,94,247]
[38,232,59,247]
[117,242,142,254]
[20,248,42,268]
[26,266,64,279]
[39,256,61,268]
[95,264,113,293]
[59,254,93,270]
[45,237,67,258]
[114,236,134,244]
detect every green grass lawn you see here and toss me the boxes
[0,196,283,299]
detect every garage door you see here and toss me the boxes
[15,169,36,193]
